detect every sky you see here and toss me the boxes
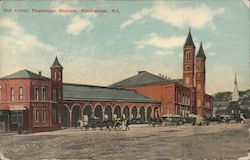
[0,0,249,95]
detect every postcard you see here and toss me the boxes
[0,0,249,159]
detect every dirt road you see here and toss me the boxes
[0,123,249,160]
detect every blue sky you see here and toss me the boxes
[0,0,249,94]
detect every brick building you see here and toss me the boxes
[0,30,213,132]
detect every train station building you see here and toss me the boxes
[0,31,213,132]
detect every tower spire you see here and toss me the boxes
[184,28,195,48]
[51,56,62,68]
[197,42,206,58]
[232,72,240,102]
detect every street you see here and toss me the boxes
[0,122,249,160]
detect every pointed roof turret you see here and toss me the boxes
[184,28,195,48]
[51,56,62,68]
[197,42,206,58]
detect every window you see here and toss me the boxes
[185,51,190,60]
[19,87,23,100]
[197,84,201,90]
[58,88,61,99]
[10,87,14,101]
[54,71,57,80]
[11,111,23,124]
[197,99,201,106]
[34,88,39,100]
[185,77,190,85]
[52,108,56,123]
[42,87,46,101]
[58,72,61,80]
[42,108,46,122]
[53,89,56,101]
[34,108,39,122]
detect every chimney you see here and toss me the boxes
[38,71,42,76]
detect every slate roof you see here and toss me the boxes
[197,42,206,58]
[51,56,62,68]
[109,71,170,88]
[0,69,49,80]
[63,83,159,103]
[184,30,195,48]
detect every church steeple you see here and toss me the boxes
[232,72,240,102]
[184,28,195,48]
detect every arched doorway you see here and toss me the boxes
[72,105,81,127]
[114,105,121,118]
[147,107,152,120]
[131,106,137,120]
[154,106,160,118]
[123,106,129,119]
[104,105,112,120]
[83,105,93,123]
[94,105,103,121]
[139,106,145,123]
[62,105,70,127]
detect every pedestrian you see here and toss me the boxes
[17,122,22,134]
[125,119,130,131]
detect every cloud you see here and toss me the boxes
[241,0,250,8]
[0,18,60,77]
[121,3,224,30]
[67,16,93,36]
[135,33,185,49]
[120,8,152,29]
[155,50,175,55]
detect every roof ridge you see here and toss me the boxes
[63,83,131,91]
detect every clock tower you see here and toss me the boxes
[183,29,195,88]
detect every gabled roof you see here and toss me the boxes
[109,71,170,88]
[51,56,62,68]
[184,30,195,48]
[0,69,49,80]
[196,42,206,58]
[63,83,159,103]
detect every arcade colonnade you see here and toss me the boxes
[62,102,160,127]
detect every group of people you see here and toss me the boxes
[76,114,130,131]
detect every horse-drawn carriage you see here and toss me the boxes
[78,114,127,131]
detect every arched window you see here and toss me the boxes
[58,72,61,80]
[10,88,14,101]
[19,87,23,100]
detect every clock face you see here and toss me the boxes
[185,65,190,70]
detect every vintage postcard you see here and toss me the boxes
[0,0,249,159]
